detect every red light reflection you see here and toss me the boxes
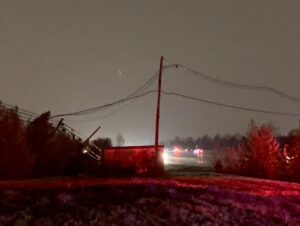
[173,146,181,156]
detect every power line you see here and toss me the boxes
[172,64,300,103]
[51,90,157,118]
[162,91,300,118]
[52,62,300,119]
[66,99,138,123]
[0,102,39,117]
[125,64,179,98]
[50,82,157,118]
[4,61,300,125]
[64,67,179,123]
[68,66,179,122]
[124,71,158,99]
[51,64,180,119]
[0,100,87,140]
[50,67,166,118]
[54,88,300,123]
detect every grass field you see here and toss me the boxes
[0,175,300,226]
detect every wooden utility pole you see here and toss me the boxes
[82,126,102,145]
[54,118,64,132]
[155,56,164,168]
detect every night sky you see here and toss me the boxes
[1,1,300,145]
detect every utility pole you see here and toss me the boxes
[82,126,102,145]
[81,126,102,161]
[54,118,64,132]
[155,56,164,170]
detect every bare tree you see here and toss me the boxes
[116,134,125,146]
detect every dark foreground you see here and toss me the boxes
[0,176,300,226]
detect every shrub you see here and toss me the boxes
[26,112,81,177]
[214,125,281,180]
[0,107,33,179]
[214,147,244,174]
[286,133,300,181]
[245,126,280,179]
[0,106,83,179]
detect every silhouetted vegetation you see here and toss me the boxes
[92,137,113,150]
[26,111,82,177]
[1,103,300,182]
[165,121,300,182]
[116,133,125,146]
[0,106,33,179]
[214,123,300,182]
[0,105,110,179]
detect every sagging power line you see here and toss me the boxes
[51,61,300,120]
[52,88,300,120]
[51,90,157,119]
[162,91,300,118]
[51,64,180,119]
[0,100,88,141]
[172,64,300,103]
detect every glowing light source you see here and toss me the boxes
[162,152,169,164]
[194,148,204,155]
[173,146,181,156]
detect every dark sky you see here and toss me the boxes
[1,1,300,145]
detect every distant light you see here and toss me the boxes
[173,146,181,153]
[82,149,88,154]
[194,148,204,155]
[173,146,181,157]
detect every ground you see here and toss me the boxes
[0,174,300,226]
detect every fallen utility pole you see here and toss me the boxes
[81,126,102,161]
[54,118,64,132]
[82,126,102,145]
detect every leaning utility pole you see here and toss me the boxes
[54,118,64,132]
[155,56,164,166]
[82,126,102,145]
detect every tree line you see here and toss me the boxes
[164,134,243,150]
[0,104,112,179]
[2,102,300,182]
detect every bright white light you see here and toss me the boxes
[286,156,295,160]
[162,152,169,164]
[82,149,88,154]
